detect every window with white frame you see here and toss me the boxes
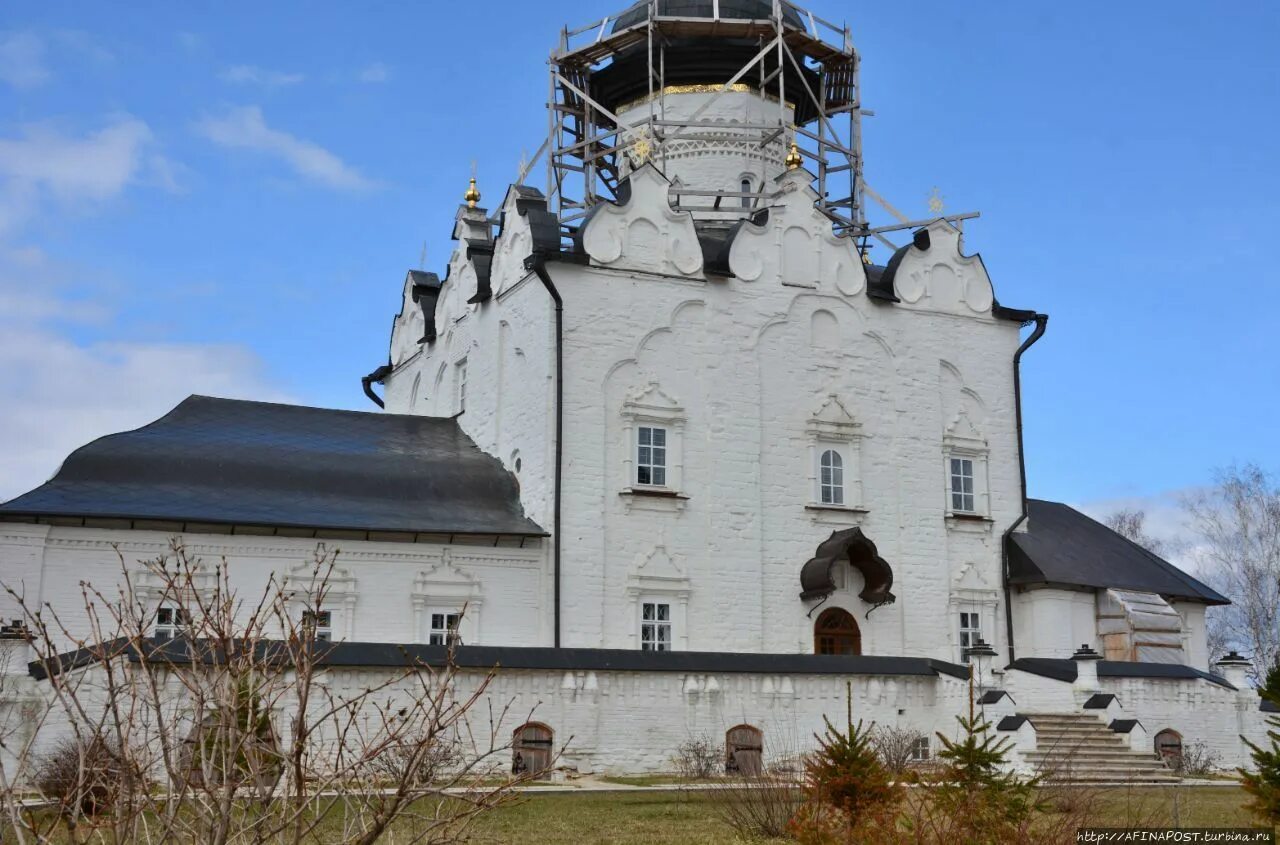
[640,601,672,651]
[949,457,975,513]
[455,359,468,414]
[739,177,753,209]
[636,425,668,487]
[154,606,190,641]
[959,611,982,662]
[428,610,462,646]
[910,736,930,761]
[301,610,332,642]
[819,449,844,505]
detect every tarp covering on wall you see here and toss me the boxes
[1097,589,1186,664]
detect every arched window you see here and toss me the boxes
[740,177,753,209]
[725,724,763,776]
[1154,729,1183,766]
[814,607,861,655]
[819,449,844,505]
[512,722,554,778]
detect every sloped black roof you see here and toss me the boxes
[1007,658,1234,690]
[0,396,544,537]
[1007,499,1228,605]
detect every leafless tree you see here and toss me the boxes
[870,725,927,775]
[1104,508,1165,557]
[0,540,544,844]
[1183,464,1280,679]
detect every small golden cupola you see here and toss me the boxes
[464,176,481,208]
[785,140,803,170]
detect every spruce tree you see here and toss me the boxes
[1240,685,1280,823]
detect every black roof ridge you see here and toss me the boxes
[1030,498,1227,604]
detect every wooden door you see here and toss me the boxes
[512,723,553,777]
[725,725,763,776]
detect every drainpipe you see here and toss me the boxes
[528,254,564,648]
[361,363,393,409]
[1001,313,1048,664]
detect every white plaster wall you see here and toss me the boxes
[0,660,977,778]
[0,524,544,653]
[1002,667,1270,770]
[1173,601,1209,670]
[1011,588,1099,660]
[560,169,1024,659]
[616,90,792,208]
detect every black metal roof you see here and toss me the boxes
[29,638,970,681]
[1007,658,1234,690]
[0,395,544,537]
[1008,499,1228,605]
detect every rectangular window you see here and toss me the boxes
[429,611,461,646]
[154,606,190,641]
[301,610,332,642]
[949,457,975,512]
[640,601,671,651]
[959,611,981,662]
[910,736,930,761]
[636,426,667,487]
[456,359,468,414]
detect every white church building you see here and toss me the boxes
[0,0,1269,777]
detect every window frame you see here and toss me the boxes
[818,448,845,506]
[455,358,468,414]
[958,610,982,663]
[635,424,669,488]
[639,600,673,652]
[301,609,333,642]
[428,608,463,646]
[949,456,976,514]
[910,736,931,762]
[620,384,686,500]
[154,605,191,641]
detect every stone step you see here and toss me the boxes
[1029,758,1170,771]
[1017,710,1181,785]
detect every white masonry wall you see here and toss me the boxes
[558,164,1024,660]
[0,523,544,653]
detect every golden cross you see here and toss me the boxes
[928,186,944,215]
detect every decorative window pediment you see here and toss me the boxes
[943,409,986,451]
[625,540,690,650]
[806,394,865,511]
[411,549,483,644]
[620,383,687,505]
[284,557,358,640]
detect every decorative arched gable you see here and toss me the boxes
[799,527,895,607]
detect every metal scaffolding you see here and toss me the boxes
[520,0,978,256]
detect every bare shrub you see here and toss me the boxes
[0,540,540,844]
[34,735,133,820]
[871,724,927,775]
[712,773,804,839]
[670,734,719,780]
[1173,740,1219,777]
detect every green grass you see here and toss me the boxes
[9,785,1264,844]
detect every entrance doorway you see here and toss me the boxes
[814,607,861,655]
[512,722,554,777]
[725,724,763,776]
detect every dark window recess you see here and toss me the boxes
[814,607,862,656]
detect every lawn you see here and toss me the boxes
[466,785,1263,844]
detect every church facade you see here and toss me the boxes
[0,0,1268,777]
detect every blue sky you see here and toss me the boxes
[1,1,1276,523]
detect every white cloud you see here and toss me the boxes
[194,106,376,191]
[219,64,305,88]
[0,32,49,90]
[357,62,390,83]
[0,247,289,502]
[0,118,152,202]
[0,117,185,233]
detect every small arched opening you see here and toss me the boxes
[814,607,862,656]
[725,724,763,776]
[512,722,554,778]
[1154,729,1183,767]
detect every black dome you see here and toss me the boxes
[612,0,805,31]
[595,1,820,124]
